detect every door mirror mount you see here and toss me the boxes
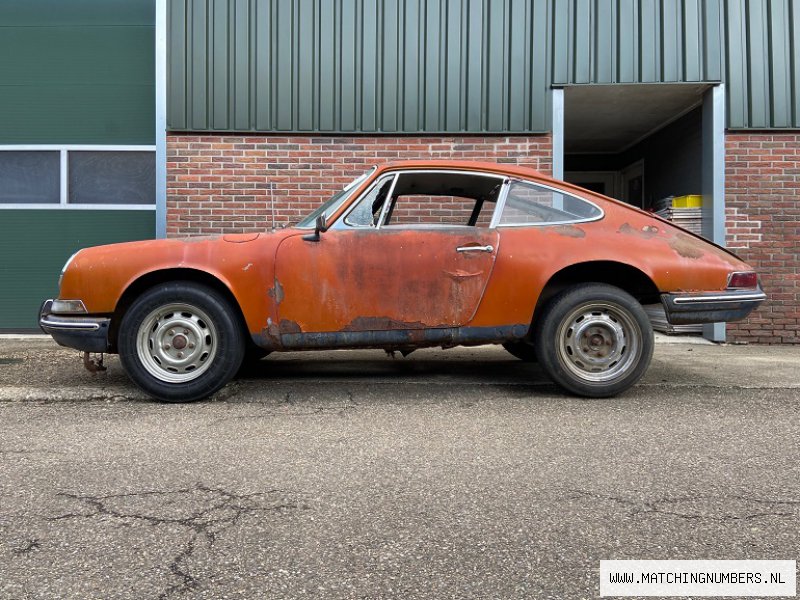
[302,214,328,242]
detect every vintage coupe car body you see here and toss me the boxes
[40,160,765,402]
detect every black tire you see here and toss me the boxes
[502,340,538,362]
[237,346,272,375]
[118,281,245,403]
[243,346,271,363]
[533,283,653,398]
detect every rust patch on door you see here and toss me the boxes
[267,278,285,304]
[263,318,281,343]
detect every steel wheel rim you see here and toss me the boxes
[136,303,218,383]
[556,301,642,384]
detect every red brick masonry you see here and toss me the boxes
[167,132,797,344]
[726,134,799,344]
[167,134,552,235]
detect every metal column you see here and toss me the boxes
[702,84,726,342]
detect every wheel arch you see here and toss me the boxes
[531,261,660,329]
[109,268,248,352]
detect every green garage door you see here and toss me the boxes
[0,0,156,330]
[0,210,155,330]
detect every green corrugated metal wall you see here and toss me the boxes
[550,0,723,84]
[0,0,155,144]
[0,0,156,330]
[552,0,800,129]
[168,0,800,132]
[169,0,552,132]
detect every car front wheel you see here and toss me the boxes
[118,281,245,403]
[533,283,653,398]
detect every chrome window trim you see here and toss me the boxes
[359,169,507,230]
[332,169,603,230]
[496,178,605,228]
[338,173,397,228]
[489,178,511,228]
[375,174,400,228]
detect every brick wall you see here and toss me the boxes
[166,131,798,343]
[726,133,800,344]
[166,134,552,236]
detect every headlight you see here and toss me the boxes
[58,250,80,288]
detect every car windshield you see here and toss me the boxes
[296,167,376,228]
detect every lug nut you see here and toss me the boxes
[188,342,195,349]
[183,329,189,334]
[177,352,183,358]
[164,344,171,350]
[168,330,174,336]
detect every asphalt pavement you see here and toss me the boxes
[0,337,798,599]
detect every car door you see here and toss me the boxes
[273,171,502,345]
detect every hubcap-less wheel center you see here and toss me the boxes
[172,334,187,349]
[136,303,218,384]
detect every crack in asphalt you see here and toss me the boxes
[11,538,40,556]
[569,490,800,522]
[47,484,310,598]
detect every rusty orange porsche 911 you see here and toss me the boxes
[40,161,765,402]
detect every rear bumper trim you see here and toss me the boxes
[671,291,767,305]
[661,288,766,325]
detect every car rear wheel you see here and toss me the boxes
[502,340,538,362]
[118,281,245,403]
[533,283,653,397]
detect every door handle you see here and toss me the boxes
[456,245,494,253]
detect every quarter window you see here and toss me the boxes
[499,181,602,225]
[345,175,395,227]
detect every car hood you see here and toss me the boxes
[59,228,305,313]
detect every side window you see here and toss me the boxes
[382,172,501,227]
[388,194,490,226]
[344,175,395,227]
[499,181,602,225]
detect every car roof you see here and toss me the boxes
[373,159,653,220]
[376,160,548,182]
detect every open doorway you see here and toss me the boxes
[562,83,707,211]
[556,83,726,341]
